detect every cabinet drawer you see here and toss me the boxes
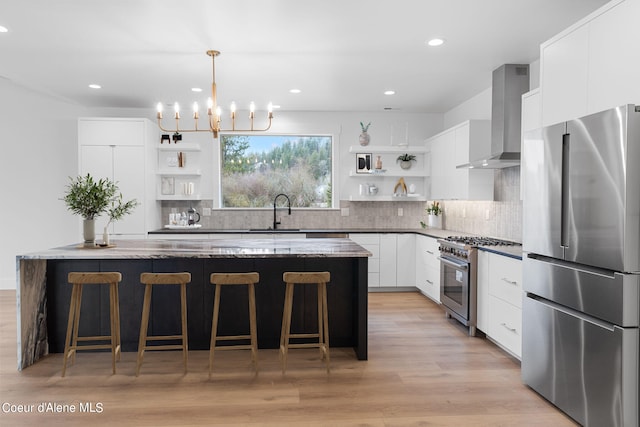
[368,258,380,273]
[423,265,440,302]
[488,295,522,358]
[368,273,380,287]
[488,254,523,308]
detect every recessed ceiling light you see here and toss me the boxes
[191,87,202,92]
[427,38,445,47]
[88,84,101,89]
[384,90,395,96]
[289,89,301,94]
[272,104,281,109]
[0,25,8,33]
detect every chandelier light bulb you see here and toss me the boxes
[156,102,163,119]
[230,102,237,114]
[173,102,180,119]
[250,102,255,113]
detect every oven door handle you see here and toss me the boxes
[438,256,468,271]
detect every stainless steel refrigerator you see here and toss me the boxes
[522,104,640,427]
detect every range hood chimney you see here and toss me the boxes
[459,64,529,169]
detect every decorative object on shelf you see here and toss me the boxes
[393,177,408,196]
[369,184,378,195]
[183,182,195,195]
[102,193,138,246]
[359,121,371,146]
[62,174,137,247]
[356,153,372,174]
[172,132,182,143]
[408,184,416,194]
[375,155,383,170]
[396,153,416,170]
[161,177,175,195]
[178,151,185,167]
[156,50,274,139]
[160,134,171,144]
[422,201,443,229]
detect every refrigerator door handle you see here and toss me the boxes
[527,294,616,332]
[526,253,617,279]
[560,132,570,249]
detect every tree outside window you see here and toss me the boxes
[220,135,332,208]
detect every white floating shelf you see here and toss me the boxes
[157,169,202,176]
[156,194,202,201]
[349,145,427,154]
[349,170,426,177]
[158,143,201,152]
[349,194,426,202]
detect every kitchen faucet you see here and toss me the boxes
[273,193,291,230]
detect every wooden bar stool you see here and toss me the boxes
[280,271,331,374]
[136,272,191,376]
[62,272,122,377]
[209,272,259,378]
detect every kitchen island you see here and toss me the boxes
[16,238,370,370]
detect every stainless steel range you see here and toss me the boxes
[438,236,521,336]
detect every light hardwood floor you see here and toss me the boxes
[0,290,575,426]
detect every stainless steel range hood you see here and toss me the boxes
[458,64,529,169]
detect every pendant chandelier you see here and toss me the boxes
[156,50,273,138]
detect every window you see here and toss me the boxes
[220,134,333,208]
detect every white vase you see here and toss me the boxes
[427,214,442,229]
[83,219,96,247]
[103,227,110,246]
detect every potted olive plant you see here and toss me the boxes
[422,201,443,229]
[396,153,416,170]
[62,174,137,247]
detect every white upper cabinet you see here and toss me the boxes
[540,23,589,126]
[78,118,159,237]
[587,0,640,115]
[427,120,493,200]
[540,0,640,127]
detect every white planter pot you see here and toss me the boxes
[427,214,442,229]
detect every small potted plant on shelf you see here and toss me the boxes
[421,201,443,229]
[396,153,417,170]
[62,174,137,247]
[359,121,371,146]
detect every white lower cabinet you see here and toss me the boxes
[349,233,380,288]
[415,234,440,302]
[478,251,523,359]
[350,233,416,289]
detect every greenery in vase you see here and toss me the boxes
[360,121,371,132]
[396,153,416,163]
[105,193,139,230]
[62,174,137,221]
[425,201,442,216]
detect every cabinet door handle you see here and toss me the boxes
[501,278,518,286]
[500,322,517,333]
[426,250,434,255]
[426,279,433,285]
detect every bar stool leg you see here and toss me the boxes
[248,283,258,371]
[70,284,83,365]
[62,284,79,378]
[114,282,121,361]
[109,283,117,374]
[180,282,188,373]
[280,283,294,374]
[209,283,221,378]
[321,282,331,373]
[136,283,152,377]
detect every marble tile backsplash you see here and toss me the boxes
[160,167,523,242]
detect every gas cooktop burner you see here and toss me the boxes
[444,236,521,247]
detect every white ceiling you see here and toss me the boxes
[0,0,609,113]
